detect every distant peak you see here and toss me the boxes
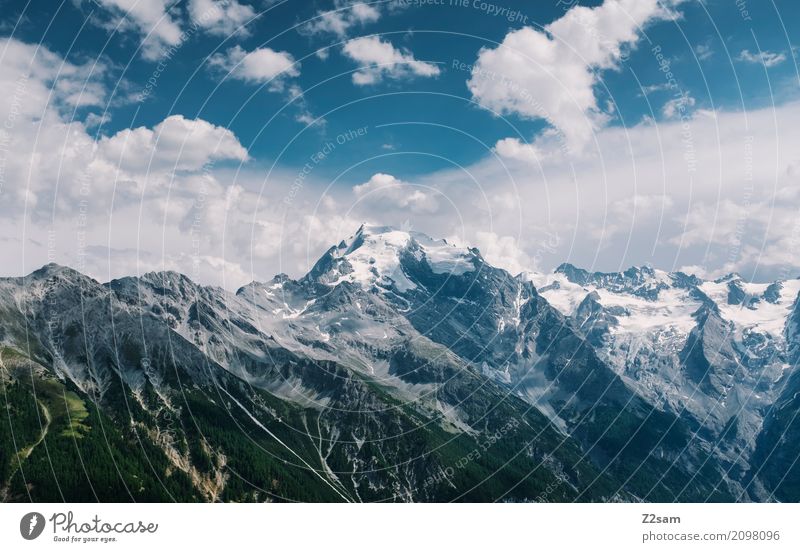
[27,263,85,280]
[142,269,194,283]
[554,262,577,272]
[551,262,670,300]
[33,262,68,273]
[554,263,590,284]
[714,272,742,284]
[556,263,661,279]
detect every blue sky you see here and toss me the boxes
[7,0,797,175]
[1,0,799,287]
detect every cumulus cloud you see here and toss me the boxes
[301,1,380,37]
[187,0,256,37]
[0,38,337,290]
[353,173,440,213]
[5,97,800,288]
[467,0,682,153]
[0,38,110,213]
[92,0,259,56]
[209,45,300,88]
[343,36,440,85]
[472,231,532,276]
[453,101,800,280]
[94,0,183,60]
[0,37,107,121]
[494,138,542,164]
[0,38,260,288]
[207,46,318,124]
[96,115,249,173]
[737,49,787,68]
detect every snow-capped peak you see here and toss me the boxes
[525,262,800,343]
[304,224,478,291]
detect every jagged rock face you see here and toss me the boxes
[0,258,619,502]
[526,264,800,495]
[573,291,622,347]
[2,227,800,502]
[553,263,670,300]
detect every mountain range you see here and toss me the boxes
[2,224,799,502]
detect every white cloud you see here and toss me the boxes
[0,38,111,215]
[0,37,107,121]
[343,36,440,85]
[85,112,112,129]
[0,38,260,288]
[5,97,800,288]
[694,40,713,61]
[208,46,319,126]
[494,138,542,164]
[95,0,183,60]
[472,231,531,276]
[188,0,256,37]
[209,45,300,88]
[353,173,439,213]
[640,83,670,95]
[96,115,249,173]
[287,84,324,127]
[588,194,674,242]
[737,49,787,68]
[467,0,681,153]
[661,93,695,119]
[94,0,257,54]
[457,101,800,280]
[301,1,380,37]
[274,100,797,283]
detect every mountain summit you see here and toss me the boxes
[304,224,481,291]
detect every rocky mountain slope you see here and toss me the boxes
[2,225,799,502]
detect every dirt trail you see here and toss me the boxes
[0,349,52,501]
